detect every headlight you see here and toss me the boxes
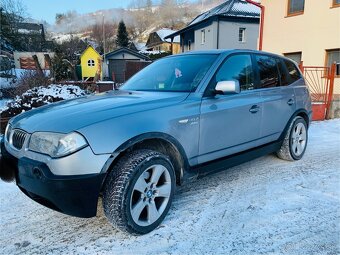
[28,132,88,158]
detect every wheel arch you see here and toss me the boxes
[100,132,190,186]
[279,109,310,141]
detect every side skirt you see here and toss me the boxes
[192,140,283,178]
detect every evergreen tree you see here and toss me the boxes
[52,45,73,81]
[116,20,129,48]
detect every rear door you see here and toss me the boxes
[198,53,262,164]
[254,54,296,144]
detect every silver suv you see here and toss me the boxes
[1,50,312,234]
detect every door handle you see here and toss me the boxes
[287,99,295,105]
[249,105,260,113]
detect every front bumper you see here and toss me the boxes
[0,141,106,218]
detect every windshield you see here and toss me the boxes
[121,54,218,92]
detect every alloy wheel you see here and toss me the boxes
[291,122,307,157]
[130,164,172,226]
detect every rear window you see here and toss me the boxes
[284,59,301,83]
[255,55,280,88]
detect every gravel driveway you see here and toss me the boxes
[1,119,339,255]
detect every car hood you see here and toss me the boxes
[10,90,189,133]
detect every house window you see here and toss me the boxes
[188,40,191,51]
[333,0,340,7]
[326,49,340,76]
[88,59,95,67]
[201,30,206,44]
[284,52,302,64]
[287,0,305,16]
[239,28,246,42]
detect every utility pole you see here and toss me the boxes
[102,14,106,81]
[102,14,106,57]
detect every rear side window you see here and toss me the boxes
[277,59,290,86]
[255,55,280,88]
[284,59,301,82]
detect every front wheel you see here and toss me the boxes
[277,116,308,161]
[103,149,175,235]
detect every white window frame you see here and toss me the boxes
[201,29,206,45]
[87,59,95,67]
[239,28,246,43]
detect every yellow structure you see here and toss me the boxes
[261,0,340,92]
[172,43,181,54]
[80,45,102,80]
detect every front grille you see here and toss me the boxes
[12,129,28,150]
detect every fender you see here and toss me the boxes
[100,132,191,181]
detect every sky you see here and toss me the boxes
[23,0,130,24]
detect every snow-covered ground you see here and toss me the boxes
[0,85,87,115]
[0,119,339,255]
[0,99,10,111]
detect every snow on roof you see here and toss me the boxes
[190,0,260,26]
[156,29,180,43]
[135,42,147,51]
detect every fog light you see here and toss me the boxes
[33,167,42,179]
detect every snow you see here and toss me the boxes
[21,85,85,100]
[135,42,147,51]
[155,28,180,43]
[0,85,87,115]
[0,77,17,89]
[0,119,340,254]
[0,99,10,112]
[18,28,35,34]
[139,49,167,54]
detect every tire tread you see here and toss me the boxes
[103,149,166,235]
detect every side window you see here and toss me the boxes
[277,58,290,86]
[284,59,301,82]
[255,55,280,88]
[215,54,254,91]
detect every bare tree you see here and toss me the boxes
[90,22,117,53]
[0,0,27,48]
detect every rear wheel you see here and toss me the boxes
[103,149,175,235]
[277,116,308,161]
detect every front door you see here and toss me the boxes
[198,54,262,164]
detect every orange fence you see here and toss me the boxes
[299,63,336,121]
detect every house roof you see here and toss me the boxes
[165,0,260,39]
[80,45,101,58]
[17,22,43,32]
[155,29,180,43]
[190,0,260,25]
[104,47,150,60]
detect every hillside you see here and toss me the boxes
[46,0,225,46]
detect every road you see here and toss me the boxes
[1,119,339,255]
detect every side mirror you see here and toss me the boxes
[215,80,240,95]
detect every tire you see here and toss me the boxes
[276,116,308,161]
[103,149,175,235]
